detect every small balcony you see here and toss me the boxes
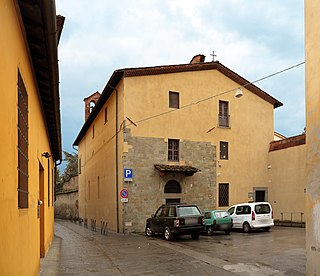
[218,114,230,128]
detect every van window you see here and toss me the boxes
[236,205,251,215]
[228,207,235,215]
[255,204,271,214]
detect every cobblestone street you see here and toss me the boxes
[40,220,305,275]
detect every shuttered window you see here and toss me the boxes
[169,91,179,108]
[218,100,230,127]
[17,71,29,208]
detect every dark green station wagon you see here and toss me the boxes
[204,210,233,235]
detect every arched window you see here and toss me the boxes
[164,180,181,193]
[89,101,96,113]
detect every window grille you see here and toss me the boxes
[168,139,179,161]
[219,183,229,207]
[17,71,28,208]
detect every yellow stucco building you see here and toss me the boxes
[305,0,320,273]
[74,55,287,233]
[0,1,63,274]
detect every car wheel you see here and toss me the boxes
[191,231,200,239]
[243,222,251,233]
[207,226,213,236]
[263,227,270,232]
[225,230,231,235]
[145,225,154,237]
[164,226,173,241]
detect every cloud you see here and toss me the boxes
[56,0,305,151]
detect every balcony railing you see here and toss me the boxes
[218,114,230,128]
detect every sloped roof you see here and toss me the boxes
[269,134,306,152]
[17,0,64,161]
[74,61,282,146]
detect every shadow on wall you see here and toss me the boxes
[55,176,79,220]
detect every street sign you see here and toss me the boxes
[124,168,133,181]
[120,188,129,198]
[121,198,128,203]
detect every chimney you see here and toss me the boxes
[84,91,101,121]
[190,54,206,64]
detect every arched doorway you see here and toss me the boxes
[164,180,181,204]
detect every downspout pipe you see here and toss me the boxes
[108,84,120,233]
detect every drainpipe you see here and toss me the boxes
[108,84,120,233]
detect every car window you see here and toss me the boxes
[161,207,170,217]
[155,207,162,217]
[228,207,235,215]
[177,206,201,216]
[236,205,251,215]
[214,211,229,218]
[255,204,271,214]
[204,212,211,219]
[168,207,177,217]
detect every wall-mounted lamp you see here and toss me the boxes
[235,88,243,98]
[42,152,51,158]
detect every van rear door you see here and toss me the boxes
[254,203,273,225]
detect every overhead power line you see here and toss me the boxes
[131,61,305,127]
[85,60,305,154]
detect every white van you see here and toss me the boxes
[227,202,274,233]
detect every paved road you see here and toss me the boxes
[40,220,305,275]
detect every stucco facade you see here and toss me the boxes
[305,0,320,273]
[74,56,282,233]
[268,135,306,224]
[0,1,63,274]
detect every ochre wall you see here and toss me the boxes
[268,145,306,222]
[78,79,125,233]
[0,1,55,274]
[305,0,320,273]
[123,70,274,207]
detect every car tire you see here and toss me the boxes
[207,226,213,236]
[191,231,200,239]
[263,227,270,232]
[145,225,154,237]
[243,222,251,233]
[225,230,231,235]
[164,226,173,241]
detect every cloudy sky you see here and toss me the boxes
[56,0,305,155]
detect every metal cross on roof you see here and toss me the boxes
[210,51,217,61]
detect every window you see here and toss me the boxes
[104,107,108,124]
[48,159,50,206]
[164,180,181,193]
[97,176,100,199]
[219,183,229,207]
[17,71,28,208]
[169,91,179,108]
[168,139,179,161]
[236,205,251,215]
[218,100,229,127]
[78,158,81,174]
[220,141,228,160]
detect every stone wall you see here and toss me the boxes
[55,176,79,219]
[122,130,216,233]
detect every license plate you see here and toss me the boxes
[185,218,198,225]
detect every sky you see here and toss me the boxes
[56,0,305,157]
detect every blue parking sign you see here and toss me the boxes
[124,168,133,181]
